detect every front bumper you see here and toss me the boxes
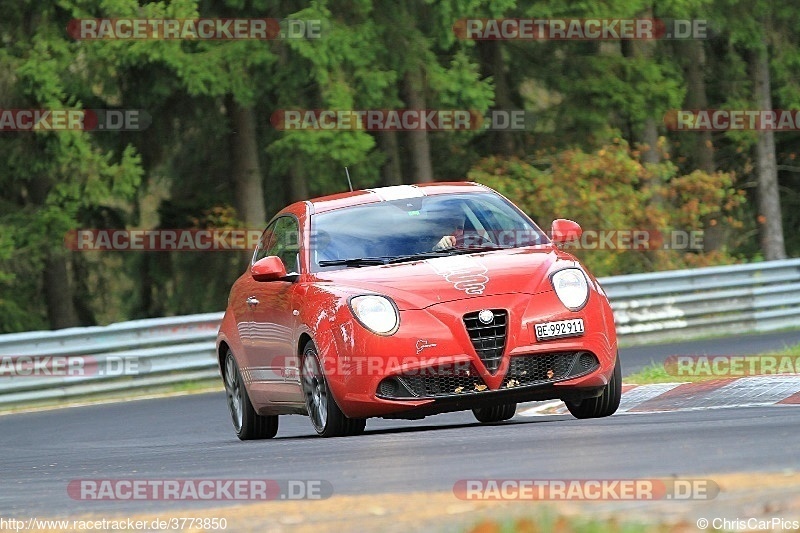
[377,380,606,419]
[376,350,599,400]
[323,291,617,419]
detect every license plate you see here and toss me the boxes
[534,319,585,341]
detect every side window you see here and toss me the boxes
[253,217,301,274]
[253,222,278,264]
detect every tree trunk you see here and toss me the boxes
[752,40,787,260]
[622,7,661,165]
[380,130,403,185]
[403,67,434,183]
[678,39,723,252]
[69,255,97,326]
[228,97,266,227]
[621,5,664,226]
[288,161,309,202]
[637,118,660,164]
[681,40,715,173]
[42,257,80,329]
[27,175,80,329]
[478,40,516,156]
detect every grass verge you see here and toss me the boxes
[624,342,800,385]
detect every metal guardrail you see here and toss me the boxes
[602,258,800,345]
[0,259,798,406]
[0,314,223,406]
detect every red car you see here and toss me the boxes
[216,182,620,439]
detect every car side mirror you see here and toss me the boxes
[251,256,288,282]
[551,219,582,244]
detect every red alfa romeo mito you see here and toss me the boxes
[216,182,620,439]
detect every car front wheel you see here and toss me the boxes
[565,353,622,419]
[301,340,366,437]
[223,349,279,440]
[473,403,517,423]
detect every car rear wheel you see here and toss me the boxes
[472,403,517,423]
[565,353,622,419]
[223,350,279,440]
[301,341,366,437]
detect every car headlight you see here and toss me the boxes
[551,268,589,311]
[349,295,399,335]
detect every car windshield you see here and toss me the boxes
[310,191,547,271]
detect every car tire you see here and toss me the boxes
[301,340,367,438]
[472,403,517,423]
[565,353,622,419]
[223,349,279,440]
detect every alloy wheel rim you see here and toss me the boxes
[303,353,327,431]
[225,354,243,431]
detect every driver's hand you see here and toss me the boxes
[433,235,456,251]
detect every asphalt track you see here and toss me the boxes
[1,330,799,518]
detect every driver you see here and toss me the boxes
[432,212,465,251]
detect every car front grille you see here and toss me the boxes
[503,351,599,388]
[463,309,508,374]
[378,363,486,399]
[375,352,601,400]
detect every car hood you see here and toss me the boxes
[313,247,568,310]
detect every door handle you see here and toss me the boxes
[246,296,260,307]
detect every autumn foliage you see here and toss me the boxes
[468,142,745,276]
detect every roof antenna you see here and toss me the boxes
[345,167,354,192]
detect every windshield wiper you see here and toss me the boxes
[322,245,508,268]
[385,245,509,265]
[451,244,506,253]
[384,250,461,264]
[318,257,388,267]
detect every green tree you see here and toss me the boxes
[0,0,142,331]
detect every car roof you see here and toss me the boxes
[304,182,489,214]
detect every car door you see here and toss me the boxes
[237,220,278,369]
[249,216,302,403]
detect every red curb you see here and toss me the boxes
[778,390,800,405]
[627,378,733,412]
